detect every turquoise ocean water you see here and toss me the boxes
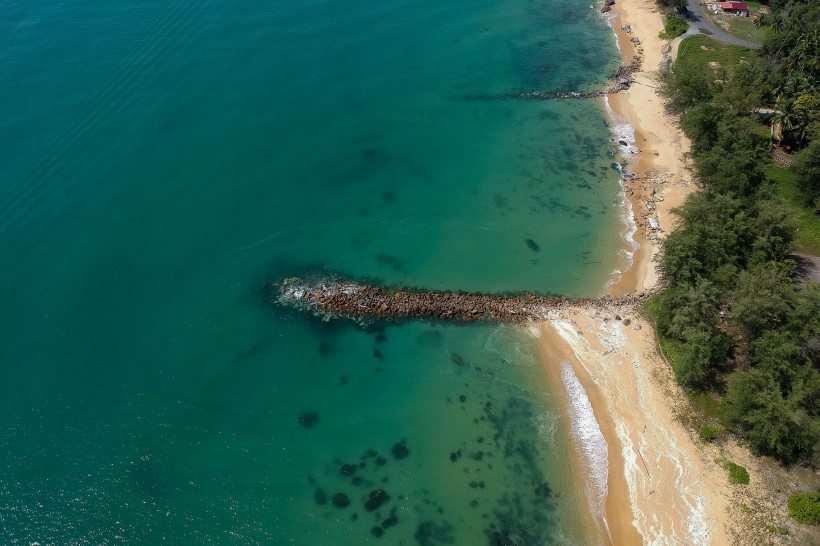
[0,0,622,543]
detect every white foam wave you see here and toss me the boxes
[602,96,640,288]
[559,361,610,533]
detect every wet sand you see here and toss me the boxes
[541,4,820,544]
[532,0,732,543]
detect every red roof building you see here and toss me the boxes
[719,1,750,12]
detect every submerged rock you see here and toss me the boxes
[391,440,410,460]
[414,520,454,546]
[298,412,319,428]
[339,463,357,476]
[534,482,552,498]
[332,493,351,508]
[364,489,391,512]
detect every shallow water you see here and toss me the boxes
[0,0,621,543]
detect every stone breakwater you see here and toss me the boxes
[275,277,653,323]
[456,55,643,103]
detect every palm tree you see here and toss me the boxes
[770,12,785,34]
[773,97,795,145]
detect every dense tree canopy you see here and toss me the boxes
[655,0,820,464]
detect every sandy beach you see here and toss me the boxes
[535,0,724,543]
[533,1,820,544]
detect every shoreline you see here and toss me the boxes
[539,4,820,544]
[532,0,722,543]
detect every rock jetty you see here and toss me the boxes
[275,276,652,323]
[456,54,643,103]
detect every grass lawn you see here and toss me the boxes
[767,164,820,255]
[704,7,769,44]
[676,34,754,73]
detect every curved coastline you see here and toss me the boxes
[531,0,736,543]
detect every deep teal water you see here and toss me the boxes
[0,0,621,543]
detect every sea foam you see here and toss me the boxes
[559,361,610,531]
[603,95,640,288]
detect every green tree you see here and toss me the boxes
[789,283,820,341]
[793,138,820,210]
[667,279,723,338]
[663,55,716,113]
[770,12,786,34]
[656,0,687,10]
[674,328,731,388]
[723,369,812,463]
[729,262,796,339]
[658,192,749,286]
[718,59,767,113]
[681,103,724,154]
[753,330,803,389]
[747,198,795,265]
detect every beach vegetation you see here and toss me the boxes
[651,8,820,465]
[764,524,790,535]
[788,492,820,524]
[691,391,724,419]
[659,17,689,40]
[724,461,750,484]
[699,424,724,442]
[656,0,687,10]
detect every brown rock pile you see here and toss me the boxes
[275,276,654,324]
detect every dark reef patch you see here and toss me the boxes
[339,463,357,476]
[391,440,410,460]
[332,493,351,508]
[298,411,319,428]
[364,489,391,512]
[414,520,455,545]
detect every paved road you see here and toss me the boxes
[685,0,762,49]
[794,254,820,284]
